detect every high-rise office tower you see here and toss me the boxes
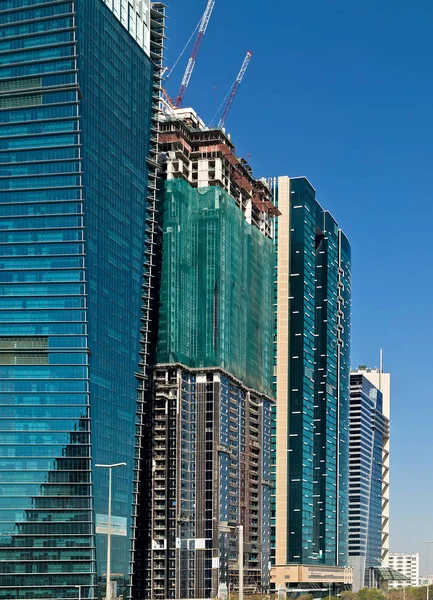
[138,107,277,600]
[351,365,391,568]
[0,2,165,599]
[348,369,390,591]
[271,176,353,593]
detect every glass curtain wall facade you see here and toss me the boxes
[271,176,352,590]
[348,373,389,592]
[0,1,155,599]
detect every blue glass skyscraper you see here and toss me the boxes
[270,176,352,595]
[0,1,164,598]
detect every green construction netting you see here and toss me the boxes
[157,178,275,398]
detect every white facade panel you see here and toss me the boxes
[101,0,151,55]
[389,553,419,588]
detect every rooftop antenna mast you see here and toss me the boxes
[174,0,216,108]
[218,51,252,129]
[379,348,383,391]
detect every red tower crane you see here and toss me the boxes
[218,51,252,129]
[174,0,215,108]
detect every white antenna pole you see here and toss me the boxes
[379,348,383,391]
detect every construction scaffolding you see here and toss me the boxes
[156,178,275,398]
[140,106,277,600]
[147,366,273,600]
[158,108,280,238]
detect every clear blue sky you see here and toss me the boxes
[164,0,433,574]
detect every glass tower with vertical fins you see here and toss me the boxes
[271,176,352,593]
[348,370,390,592]
[0,1,160,598]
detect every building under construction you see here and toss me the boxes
[135,107,277,599]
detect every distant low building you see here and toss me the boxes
[389,553,420,588]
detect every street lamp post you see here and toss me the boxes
[75,585,81,600]
[423,541,433,600]
[95,462,126,600]
[238,525,243,600]
[372,557,382,589]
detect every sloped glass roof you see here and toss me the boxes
[375,567,411,581]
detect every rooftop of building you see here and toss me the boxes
[158,106,280,234]
[270,174,317,192]
[160,107,264,189]
[353,365,381,373]
[268,176,351,248]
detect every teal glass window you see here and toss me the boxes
[0,0,155,597]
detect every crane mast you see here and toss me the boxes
[174,0,215,108]
[218,51,252,129]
